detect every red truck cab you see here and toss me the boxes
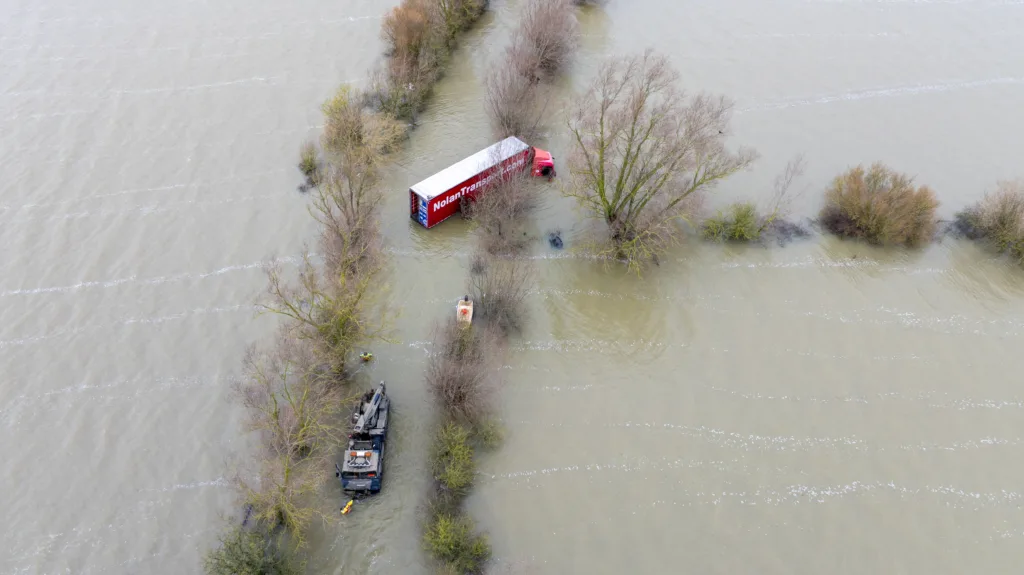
[532,148,555,179]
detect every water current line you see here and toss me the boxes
[5,169,289,210]
[0,255,303,298]
[3,191,289,224]
[738,77,1024,113]
[0,304,256,349]
[512,420,1023,454]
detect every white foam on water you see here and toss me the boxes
[717,256,948,274]
[5,191,288,224]
[8,169,288,209]
[0,304,256,348]
[740,77,1024,113]
[794,307,1024,337]
[646,480,1024,509]
[739,31,907,39]
[512,339,667,353]
[516,420,1020,454]
[0,255,302,297]
[703,384,1024,410]
[137,478,229,492]
[806,0,1023,4]
[0,109,92,123]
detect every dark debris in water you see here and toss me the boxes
[763,218,813,247]
[548,230,564,249]
[944,211,986,241]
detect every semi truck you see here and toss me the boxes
[409,136,555,229]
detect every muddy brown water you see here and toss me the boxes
[3,0,1024,573]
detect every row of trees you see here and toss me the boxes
[485,0,579,140]
[204,86,397,573]
[420,1,587,572]
[204,0,496,569]
[373,0,488,121]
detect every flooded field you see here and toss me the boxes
[3,0,1024,573]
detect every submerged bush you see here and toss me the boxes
[423,512,492,574]
[204,526,299,575]
[819,163,938,247]
[469,253,532,335]
[426,318,499,421]
[702,202,761,241]
[473,418,504,449]
[431,422,476,494]
[516,0,579,76]
[954,180,1024,263]
[297,141,320,189]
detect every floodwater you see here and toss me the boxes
[3,0,1024,573]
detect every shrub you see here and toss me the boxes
[431,422,476,494]
[321,85,404,161]
[819,163,939,247]
[434,0,488,46]
[204,526,299,575]
[473,418,504,449]
[954,180,1024,263]
[423,512,492,574]
[381,0,433,60]
[426,318,498,421]
[297,141,319,188]
[702,202,761,241]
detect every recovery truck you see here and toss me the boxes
[336,382,389,494]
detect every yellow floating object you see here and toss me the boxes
[341,500,354,515]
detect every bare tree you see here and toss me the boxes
[234,334,349,547]
[259,251,388,376]
[309,167,385,280]
[317,86,401,276]
[484,0,576,139]
[760,154,806,230]
[485,60,544,140]
[470,163,539,255]
[566,50,757,271]
[426,318,502,422]
[516,0,579,76]
[468,251,533,335]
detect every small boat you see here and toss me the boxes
[456,295,473,325]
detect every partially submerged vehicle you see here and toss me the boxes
[336,382,389,494]
[409,136,556,229]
